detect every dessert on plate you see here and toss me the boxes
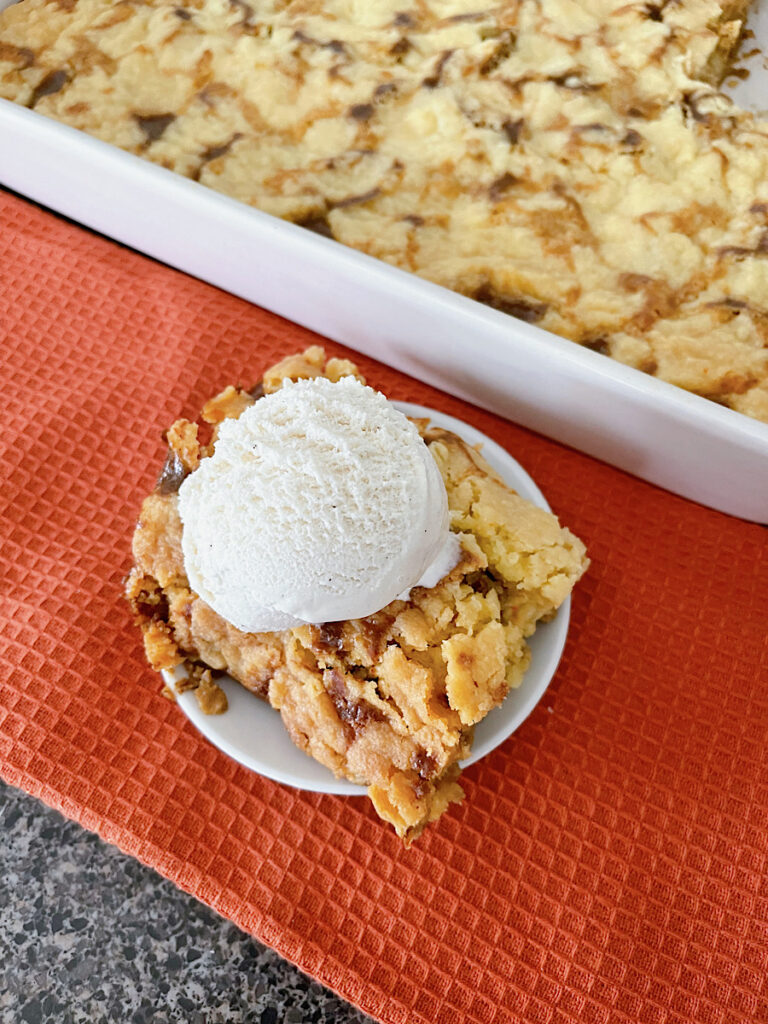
[1,0,767,421]
[125,347,588,841]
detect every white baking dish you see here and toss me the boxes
[1,0,766,522]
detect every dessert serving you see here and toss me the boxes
[125,347,588,841]
[1,1,768,423]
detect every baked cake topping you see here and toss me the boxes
[125,346,589,842]
[1,0,766,419]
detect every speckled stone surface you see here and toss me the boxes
[0,779,373,1024]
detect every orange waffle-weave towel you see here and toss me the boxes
[2,188,767,1024]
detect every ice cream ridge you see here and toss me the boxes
[126,346,589,842]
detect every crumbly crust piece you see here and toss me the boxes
[125,347,588,842]
[1,0,767,420]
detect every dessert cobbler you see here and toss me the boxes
[1,0,767,420]
[125,347,588,841]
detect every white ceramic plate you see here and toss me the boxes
[164,403,571,795]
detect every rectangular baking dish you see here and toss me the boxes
[1,0,766,522]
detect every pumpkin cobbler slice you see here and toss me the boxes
[126,347,588,841]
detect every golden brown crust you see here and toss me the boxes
[165,419,200,472]
[201,385,256,425]
[1,0,766,419]
[125,347,588,841]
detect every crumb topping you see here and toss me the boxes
[1,0,766,418]
[125,346,588,841]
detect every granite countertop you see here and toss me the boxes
[0,779,373,1024]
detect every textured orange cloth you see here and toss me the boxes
[2,187,768,1024]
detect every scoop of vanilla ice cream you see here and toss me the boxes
[177,375,460,633]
